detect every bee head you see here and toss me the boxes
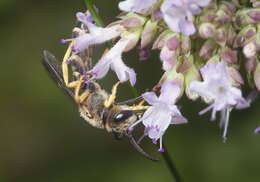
[105,105,138,133]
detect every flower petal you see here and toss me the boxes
[142,92,159,106]
[159,81,180,104]
[111,58,136,85]
[179,20,196,36]
[169,105,188,124]
[119,0,156,13]
[89,57,111,79]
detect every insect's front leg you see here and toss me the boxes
[129,100,149,110]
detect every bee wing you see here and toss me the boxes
[42,50,75,99]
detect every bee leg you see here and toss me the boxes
[129,105,150,110]
[74,75,86,104]
[127,135,159,161]
[104,81,121,108]
[62,41,74,86]
[78,90,90,103]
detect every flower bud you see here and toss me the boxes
[233,25,256,48]
[121,28,143,52]
[182,56,201,100]
[243,41,258,58]
[165,65,185,100]
[152,30,172,50]
[160,46,178,71]
[246,56,258,76]
[251,0,260,7]
[247,9,260,22]
[254,62,260,90]
[120,12,147,28]
[219,47,238,65]
[140,20,158,49]
[226,26,236,47]
[215,2,235,25]
[235,8,260,29]
[198,23,216,39]
[215,26,228,47]
[227,67,244,87]
[207,55,221,65]
[199,40,217,60]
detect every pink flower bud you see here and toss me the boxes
[166,35,179,51]
[247,9,260,21]
[227,67,244,87]
[152,30,171,50]
[220,47,238,65]
[199,23,215,39]
[245,57,258,76]
[215,27,227,47]
[254,62,260,90]
[243,42,258,58]
[141,20,158,49]
[199,40,217,60]
[120,13,147,28]
[234,25,256,48]
[120,17,143,28]
[182,56,201,100]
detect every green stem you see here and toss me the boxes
[162,143,182,182]
[84,0,104,27]
[83,1,182,181]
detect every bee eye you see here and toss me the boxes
[113,111,133,123]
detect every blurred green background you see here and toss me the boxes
[1,0,260,182]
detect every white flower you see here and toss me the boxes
[88,39,136,85]
[129,81,187,152]
[161,0,211,36]
[62,12,123,53]
[189,61,249,141]
[119,0,157,13]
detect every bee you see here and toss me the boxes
[42,13,158,161]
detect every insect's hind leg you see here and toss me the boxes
[62,42,74,86]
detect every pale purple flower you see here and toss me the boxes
[161,0,211,36]
[118,0,157,13]
[129,81,187,152]
[62,12,123,53]
[254,126,260,135]
[189,62,249,141]
[88,39,136,86]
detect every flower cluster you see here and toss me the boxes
[62,0,260,151]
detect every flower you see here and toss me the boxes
[88,38,136,86]
[128,81,187,152]
[255,126,260,135]
[189,62,249,141]
[161,0,211,36]
[62,12,123,53]
[118,0,157,13]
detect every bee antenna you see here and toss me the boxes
[117,96,143,105]
[128,135,159,162]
